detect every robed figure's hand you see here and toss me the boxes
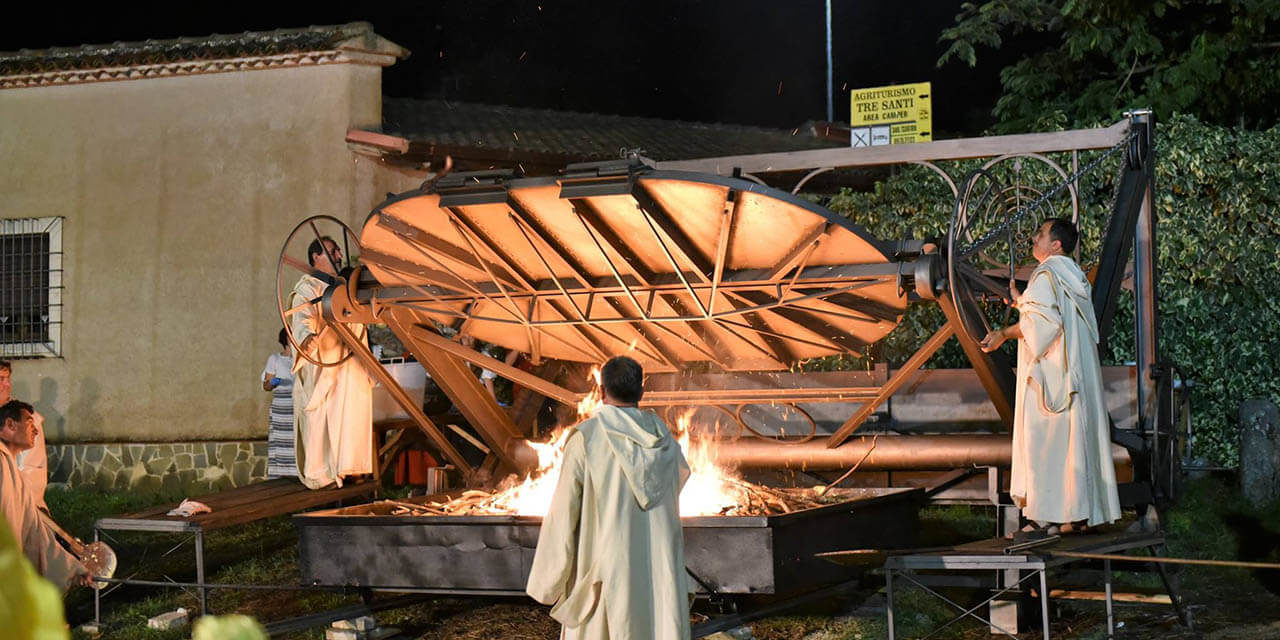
[980,327,1008,353]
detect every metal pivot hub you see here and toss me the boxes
[276,215,363,367]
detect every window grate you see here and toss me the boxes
[1,217,63,358]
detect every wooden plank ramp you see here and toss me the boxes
[96,478,375,533]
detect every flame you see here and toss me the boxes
[673,411,743,517]
[433,366,777,518]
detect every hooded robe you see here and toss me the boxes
[1010,255,1122,526]
[0,445,81,591]
[527,405,693,640]
[289,274,374,489]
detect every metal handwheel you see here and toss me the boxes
[275,215,362,367]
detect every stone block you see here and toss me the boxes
[204,442,218,461]
[105,444,122,457]
[147,608,188,630]
[334,616,377,631]
[114,469,132,491]
[176,453,194,470]
[236,449,249,462]
[145,457,174,476]
[252,441,268,457]
[51,450,74,483]
[95,467,116,491]
[1240,398,1280,508]
[251,458,266,480]
[128,444,145,464]
[155,444,174,459]
[231,461,252,487]
[178,469,198,488]
[193,453,207,468]
[218,443,238,469]
[84,445,104,464]
[100,453,122,474]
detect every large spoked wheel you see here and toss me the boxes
[276,215,362,367]
[946,161,1062,346]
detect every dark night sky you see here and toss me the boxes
[4,1,1032,135]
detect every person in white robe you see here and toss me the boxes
[527,356,693,640]
[1,399,89,591]
[1,361,48,511]
[982,218,1122,533]
[289,236,374,490]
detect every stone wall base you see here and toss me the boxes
[46,440,269,494]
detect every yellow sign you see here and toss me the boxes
[849,81,932,147]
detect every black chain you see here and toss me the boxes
[959,131,1138,260]
[1088,149,1132,267]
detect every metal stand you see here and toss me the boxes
[883,531,1177,640]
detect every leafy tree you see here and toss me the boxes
[937,0,1280,131]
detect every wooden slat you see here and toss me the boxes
[104,480,374,532]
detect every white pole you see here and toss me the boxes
[826,0,834,122]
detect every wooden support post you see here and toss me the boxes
[392,320,582,406]
[386,310,526,472]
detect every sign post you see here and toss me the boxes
[850,82,932,147]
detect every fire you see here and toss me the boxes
[432,367,797,517]
[672,411,745,516]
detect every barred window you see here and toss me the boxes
[1,217,63,358]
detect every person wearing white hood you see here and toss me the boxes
[527,355,693,640]
[981,218,1122,537]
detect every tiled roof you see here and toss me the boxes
[380,98,842,162]
[0,22,399,76]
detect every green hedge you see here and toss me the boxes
[813,114,1279,467]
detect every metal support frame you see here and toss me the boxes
[883,533,1179,640]
[92,522,210,627]
[385,310,526,472]
[826,322,954,447]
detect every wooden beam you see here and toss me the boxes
[395,324,583,406]
[655,120,1130,175]
[826,323,954,448]
[386,311,525,472]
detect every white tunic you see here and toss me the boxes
[527,405,693,640]
[289,274,374,490]
[1,445,81,591]
[1010,255,1122,526]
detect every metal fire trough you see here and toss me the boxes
[295,487,923,595]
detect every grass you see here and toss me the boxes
[47,475,1280,639]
